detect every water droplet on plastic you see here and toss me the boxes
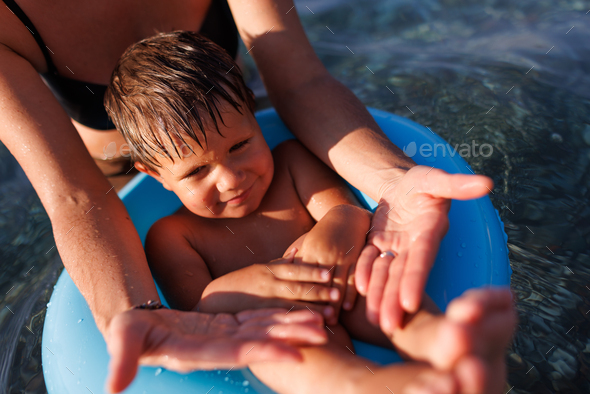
[457,252,463,257]
[155,368,162,376]
[224,376,229,382]
[77,319,83,323]
[461,243,466,248]
[243,380,250,386]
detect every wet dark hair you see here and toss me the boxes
[104,31,255,170]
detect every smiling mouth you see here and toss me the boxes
[225,184,253,205]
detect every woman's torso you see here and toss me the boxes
[0,0,237,170]
[2,0,213,85]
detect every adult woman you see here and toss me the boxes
[0,0,493,391]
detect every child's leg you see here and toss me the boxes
[248,323,462,394]
[342,284,515,368]
[340,288,515,394]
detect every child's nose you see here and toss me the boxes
[216,165,246,193]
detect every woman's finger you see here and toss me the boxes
[399,229,444,313]
[379,251,407,333]
[105,314,145,393]
[355,244,380,295]
[235,307,320,323]
[365,251,395,325]
[142,337,306,372]
[342,263,358,311]
[414,166,493,200]
[238,300,333,324]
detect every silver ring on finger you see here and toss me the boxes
[379,250,396,259]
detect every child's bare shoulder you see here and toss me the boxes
[272,138,310,160]
[146,209,205,252]
[271,139,319,173]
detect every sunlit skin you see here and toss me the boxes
[138,107,275,220]
[0,0,508,391]
[136,102,516,394]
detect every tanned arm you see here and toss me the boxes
[0,44,159,334]
[228,0,415,203]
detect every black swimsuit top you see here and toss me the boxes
[3,0,239,130]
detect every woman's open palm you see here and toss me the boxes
[106,307,327,393]
[355,166,493,333]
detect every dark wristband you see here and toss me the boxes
[131,300,167,310]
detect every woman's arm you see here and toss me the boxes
[0,45,159,334]
[228,0,414,202]
[228,0,494,332]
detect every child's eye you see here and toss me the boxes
[189,166,206,177]
[230,139,250,153]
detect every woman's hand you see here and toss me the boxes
[355,166,493,332]
[106,307,327,393]
[198,249,337,319]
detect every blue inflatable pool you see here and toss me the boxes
[42,108,510,394]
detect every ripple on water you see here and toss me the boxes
[2,1,590,393]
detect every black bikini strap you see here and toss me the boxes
[2,0,58,74]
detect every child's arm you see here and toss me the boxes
[197,250,336,317]
[146,216,337,315]
[277,140,372,314]
[145,216,213,311]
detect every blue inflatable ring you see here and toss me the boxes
[42,108,510,394]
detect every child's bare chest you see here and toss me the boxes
[183,168,315,278]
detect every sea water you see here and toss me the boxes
[1,0,589,392]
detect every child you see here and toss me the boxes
[105,31,515,394]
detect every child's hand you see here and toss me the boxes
[298,241,357,324]
[198,248,339,321]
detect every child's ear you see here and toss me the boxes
[134,162,172,191]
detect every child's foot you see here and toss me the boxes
[432,287,515,370]
[403,355,492,394]
[389,287,516,392]
[401,288,515,393]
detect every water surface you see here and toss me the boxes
[1,0,589,392]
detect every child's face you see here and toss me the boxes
[139,105,274,219]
